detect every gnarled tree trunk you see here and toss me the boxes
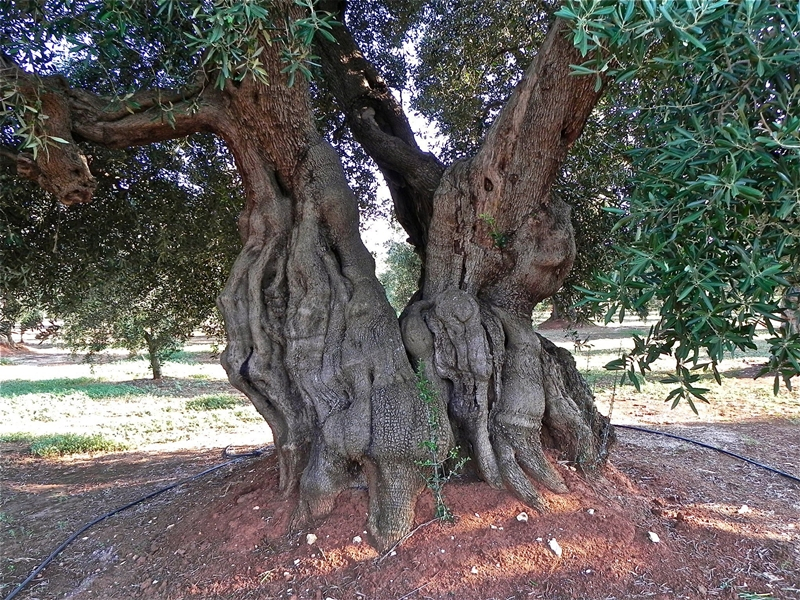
[4,14,613,551]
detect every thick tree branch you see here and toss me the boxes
[2,52,222,204]
[67,86,219,148]
[425,19,606,312]
[473,18,605,221]
[314,7,444,251]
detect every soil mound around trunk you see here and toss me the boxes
[3,441,797,600]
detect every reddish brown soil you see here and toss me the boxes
[2,421,799,600]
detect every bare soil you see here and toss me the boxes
[2,331,799,600]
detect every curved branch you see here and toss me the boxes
[2,52,224,204]
[314,8,444,251]
[67,85,220,148]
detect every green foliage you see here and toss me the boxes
[1,1,335,91]
[478,213,510,249]
[415,361,467,522]
[378,239,421,313]
[560,0,800,405]
[186,394,240,411]
[0,135,243,379]
[21,432,127,457]
[0,377,142,399]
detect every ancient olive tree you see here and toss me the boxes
[3,0,797,549]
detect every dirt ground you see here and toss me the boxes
[1,329,799,600]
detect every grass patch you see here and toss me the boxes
[0,378,143,399]
[0,358,14,366]
[8,433,127,457]
[164,350,206,364]
[186,394,240,411]
[0,432,35,443]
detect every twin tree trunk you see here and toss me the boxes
[6,16,612,550]
[215,20,612,549]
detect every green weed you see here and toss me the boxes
[478,213,510,249]
[415,362,467,521]
[186,394,240,411]
[0,432,34,443]
[28,433,126,457]
[0,378,142,399]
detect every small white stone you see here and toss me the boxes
[738,505,752,514]
[548,538,563,557]
[536,537,543,542]
[490,524,498,530]
[648,531,660,543]
[587,509,595,515]
[306,533,318,545]
[252,506,260,510]
[516,512,529,522]
[352,536,362,544]
[474,513,480,518]
[470,566,478,574]
[293,559,301,565]
[390,551,397,557]
[439,549,445,554]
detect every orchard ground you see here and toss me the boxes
[1,319,798,600]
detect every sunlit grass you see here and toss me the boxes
[0,339,270,452]
[186,394,242,411]
[0,432,126,457]
[0,377,143,399]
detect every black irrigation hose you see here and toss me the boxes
[6,426,799,600]
[4,446,270,600]
[613,423,800,484]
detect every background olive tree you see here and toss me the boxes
[0,136,242,377]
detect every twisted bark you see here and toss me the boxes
[3,14,613,550]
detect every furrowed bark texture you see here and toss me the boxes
[6,15,613,550]
[400,20,613,509]
[206,55,447,550]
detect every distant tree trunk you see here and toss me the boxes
[1,331,15,348]
[143,331,163,380]
[13,16,613,551]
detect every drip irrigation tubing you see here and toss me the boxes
[5,427,799,600]
[613,423,800,484]
[3,446,270,600]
